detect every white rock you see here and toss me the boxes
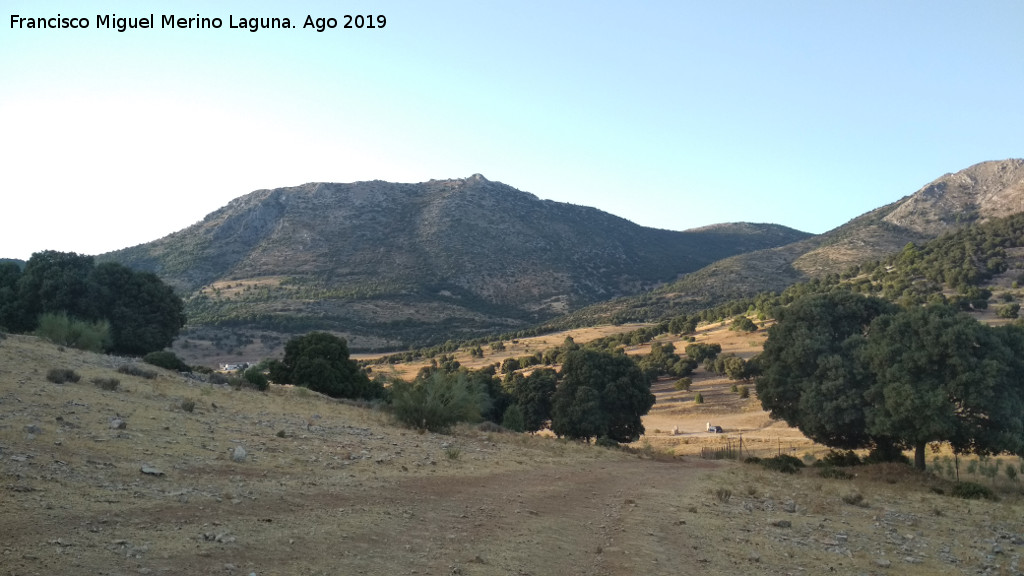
[231,446,247,462]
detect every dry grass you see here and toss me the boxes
[2,333,1023,575]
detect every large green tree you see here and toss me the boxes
[756,292,898,449]
[88,262,186,355]
[16,251,94,329]
[504,367,558,433]
[758,292,1024,470]
[551,349,654,443]
[269,332,381,400]
[8,251,185,355]
[863,305,1022,469]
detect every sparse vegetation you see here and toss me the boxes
[951,481,996,501]
[91,377,120,391]
[118,364,158,379]
[35,312,110,352]
[46,367,80,384]
[143,350,190,372]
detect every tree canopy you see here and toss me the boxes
[551,349,655,443]
[269,332,381,400]
[0,251,185,355]
[757,291,1024,469]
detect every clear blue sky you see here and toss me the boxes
[3,1,1022,260]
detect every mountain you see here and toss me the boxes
[556,159,1024,325]
[100,174,808,359]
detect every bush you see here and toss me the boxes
[92,377,120,391]
[673,377,692,391]
[209,372,231,385]
[950,481,996,501]
[242,366,269,391]
[118,364,157,379]
[819,467,854,480]
[46,368,81,384]
[738,385,750,399]
[180,399,196,412]
[143,351,190,372]
[501,404,526,432]
[694,392,704,404]
[595,436,620,448]
[390,371,490,433]
[841,492,866,506]
[35,312,110,352]
[759,454,805,474]
[822,450,863,467]
[996,303,1020,319]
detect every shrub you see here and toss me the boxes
[143,351,190,372]
[714,487,732,503]
[92,377,120,391]
[46,368,81,384]
[180,399,196,412]
[822,450,863,467]
[950,481,996,501]
[996,303,1020,319]
[694,392,704,404]
[759,454,805,474]
[738,385,750,399]
[118,364,157,379]
[819,467,854,480]
[595,436,620,448]
[501,404,526,432]
[841,492,866,506]
[242,366,269,391]
[36,312,110,352]
[390,371,490,433]
[673,377,692,391]
[209,372,231,385]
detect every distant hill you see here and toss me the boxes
[555,159,1024,325]
[99,174,808,359]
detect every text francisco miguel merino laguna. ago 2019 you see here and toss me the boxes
[9,13,387,33]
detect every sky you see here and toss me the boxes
[2,1,1023,261]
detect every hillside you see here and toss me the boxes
[99,175,807,359]
[557,159,1024,325]
[3,333,1023,575]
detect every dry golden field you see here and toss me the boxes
[2,329,1023,576]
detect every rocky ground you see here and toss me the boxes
[2,333,1023,576]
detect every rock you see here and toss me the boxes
[140,466,164,477]
[25,424,42,435]
[771,520,792,528]
[110,418,127,430]
[875,558,891,568]
[231,446,247,462]
[783,500,797,513]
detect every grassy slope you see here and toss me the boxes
[3,333,1023,575]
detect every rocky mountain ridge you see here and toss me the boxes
[100,174,808,358]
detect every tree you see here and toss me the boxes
[390,370,491,432]
[88,262,186,355]
[16,251,94,329]
[729,316,758,332]
[5,252,185,355]
[551,349,654,443]
[757,292,898,450]
[863,305,1021,469]
[0,262,24,331]
[269,332,381,399]
[684,342,721,363]
[504,367,557,433]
